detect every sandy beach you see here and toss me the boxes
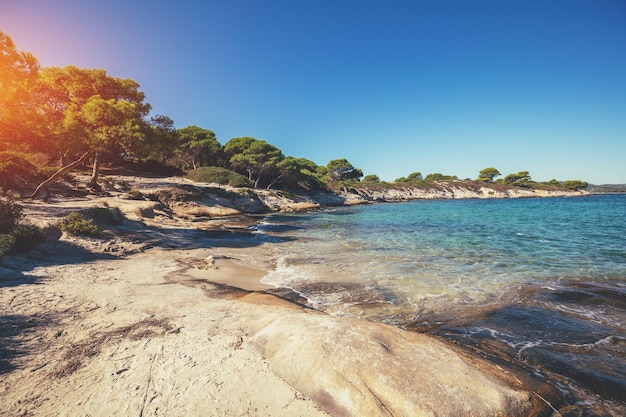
[0,176,559,417]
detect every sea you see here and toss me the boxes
[246,194,625,415]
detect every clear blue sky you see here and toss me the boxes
[2,0,625,184]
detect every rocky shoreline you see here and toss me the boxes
[91,175,588,220]
[0,174,585,416]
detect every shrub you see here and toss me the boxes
[0,233,15,255]
[0,194,23,234]
[87,207,124,226]
[6,224,46,253]
[58,212,100,236]
[561,180,588,191]
[157,186,204,203]
[125,187,144,200]
[0,195,46,256]
[0,151,39,189]
[186,166,252,187]
[0,151,36,176]
[362,175,381,183]
[119,159,183,176]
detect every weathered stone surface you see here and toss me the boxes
[121,177,588,217]
[239,293,533,417]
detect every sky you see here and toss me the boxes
[2,0,625,184]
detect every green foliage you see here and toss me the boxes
[87,207,124,226]
[395,172,423,184]
[424,173,457,182]
[119,159,182,176]
[503,171,531,186]
[0,151,39,189]
[143,114,179,163]
[186,166,252,187]
[4,224,46,253]
[0,32,41,152]
[362,174,381,183]
[1,31,594,196]
[268,157,326,190]
[407,172,423,182]
[561,180,588,190]
[223,137,284,188]
[0,233,14,255]
[0,194,45,255]
[0,194,23,234]
[477,167,501,183]
[326,159,363,182]
[31,65,152,179]
[58,212,100,236]
[175,126,222,169]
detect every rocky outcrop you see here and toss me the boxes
[141,181,588,218]
[237,292,545,417]
[335,184,588,203]
[153,185,268,217]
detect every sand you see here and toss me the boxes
[0,176,555,416]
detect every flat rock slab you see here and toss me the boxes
[237,293,534,417]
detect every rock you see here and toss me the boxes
[240,293,534,417]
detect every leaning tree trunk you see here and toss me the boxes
[59,150,69,167]
[88,151,102,191]
[29,151,90,199]
[266,172,285,190]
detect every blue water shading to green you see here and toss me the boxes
[255,194,626,415]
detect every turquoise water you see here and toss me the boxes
[254,195,626,414]
[260,195,625,320]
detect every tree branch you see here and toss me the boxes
[29,151,90,199]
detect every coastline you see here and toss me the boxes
[0,234,552,417]
[0,175,576,416]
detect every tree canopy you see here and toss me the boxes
[0,32,41,152]
[503,171,531,186]
[0,30,590,196]
[478,167,501,183]
[424,173,457,182]
[1,31,154,189]
[224,137,284,188]
[326,158,363,182]
[175,126,221,170]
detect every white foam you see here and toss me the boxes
[517,340,543,357]
[260,256,310,288]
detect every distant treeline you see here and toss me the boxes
[0,31,588,194]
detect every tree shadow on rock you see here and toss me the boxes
[0,239,118,287]
[0,313,56,374]
[150,226,298,250]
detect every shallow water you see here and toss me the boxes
[252,195,626,415]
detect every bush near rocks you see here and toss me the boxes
[0,195,46,255]
[186,166,252,187]
[58,212,100,236]
[0,194,23,234]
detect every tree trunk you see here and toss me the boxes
[266,172,285,190]
[59,150,69,167]
[29,151,90,199]
[88,151,102,191]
